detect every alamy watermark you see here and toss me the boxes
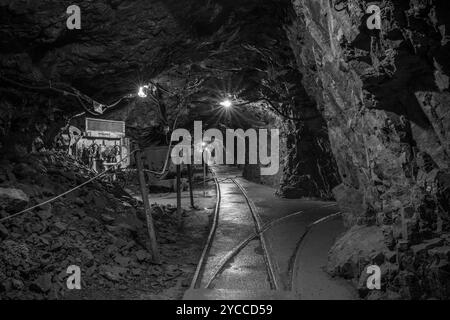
[66,5,81,30]
[170,121,280,176]
[366,265,381,290]
[64,4,381,31]
[66,265,81,290]
[366,5,382,30]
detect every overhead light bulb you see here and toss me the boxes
[220,99,233,108]
[138,85,148,98]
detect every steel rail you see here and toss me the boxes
[230,178,281,290]
[288,211,342,292]
[204,210,304,289]
[191,172,340,292]
[189,171,221,289]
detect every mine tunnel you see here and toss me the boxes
[0,0,449,302]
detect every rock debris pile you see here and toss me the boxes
[0,151,193,299]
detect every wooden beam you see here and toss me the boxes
[136,149,160,264]
[187,164,195,208]
[177,164,183,229]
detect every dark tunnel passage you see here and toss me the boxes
[0,0,449,301]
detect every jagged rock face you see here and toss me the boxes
[277,117,340,199]
[287,0,449,298]
[1,0,193,98]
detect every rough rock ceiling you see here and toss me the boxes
[0,0,296,103]
[1,0,321,145]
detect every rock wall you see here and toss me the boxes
[286,0,450,298]
[277,114,341,199]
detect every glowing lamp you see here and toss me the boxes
[220,99,233,108]
[138,85,149,98]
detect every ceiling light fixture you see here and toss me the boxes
[138,85,149,98]
[220,98,233,108]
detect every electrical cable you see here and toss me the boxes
[0,74,61,91]
[0,74,131,115]
[0,150,137,223]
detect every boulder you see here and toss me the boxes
[36,204,52,220]
[115,255,132,267]
[80,248,95,267]
[135,250,150,262]
[100,265,127,282]
[332,184,365,227]
[11,279,24,290]
[13,163,37,180]
[29,273,53,293]
[0,187,29,213]
[327,225,389,279]
[0,223,9,239]
[51,221,67,234]
[101,214,116,224]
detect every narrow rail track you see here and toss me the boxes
[190,172,298,291]
[190,173,221,289]
[190,168,343,296]
[230,178,280,290]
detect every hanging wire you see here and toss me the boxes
[0,149,138,223]
[0,73,199,178]
[0,74,132,116]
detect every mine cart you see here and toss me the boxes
[76,118,130,173]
